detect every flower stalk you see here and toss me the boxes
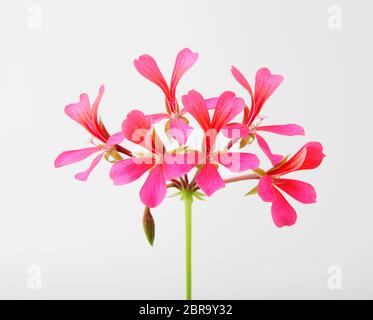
[182,189,193,300]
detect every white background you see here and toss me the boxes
[0,0,372,299]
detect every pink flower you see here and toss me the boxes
[54,85,129,181]
[257,142,325,227]
[182,90,260,196]
[110,110,195,208]
[226,67,305,165]
[134,48,199,145]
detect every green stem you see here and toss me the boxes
[183,190,193,300]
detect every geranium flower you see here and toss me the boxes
[257,142,325,227]
[54,85,130,181]
[182,90,260,196]
[110,110,195,208]
[226,67,305,165]
[134,48,199,145]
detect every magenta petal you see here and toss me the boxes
[133,54,170,97]
[217,152,259,172]
[91,85,105,121]
[54,147,101,168]
[211,91,245,131]
[110,158,153,185]
[254,68,284,107]
[182,90,211,131]
[64,87,110,143]
[205,97,218,109]
[275,179,317,204]
[256,134,283,166]
[140,165,167,208]
[121,109,152,145]
[271,188,297,228]
[195,162,225,196]
[169,118,192,145]
[256,124,305,136]
[149,113,170,123]
[162,153,195,180]
[258,175,275,202]
[231,66,254,99]
[64,93,91,126]
[170,48,198,97]
[269,146,307,176]
[106,132,124,148]
[75,153,104,181]
[298,142,325,171]
[221,123,249,139]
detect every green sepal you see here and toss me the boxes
[192,191,206,201]
[253,168,266,177]
[168,191,182,198]
[239,133,254,149]
[244,185,258,196]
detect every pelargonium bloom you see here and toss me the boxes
[257,142,325,227]
[227,67,305,165]
[54,85,129,181]
[182,90,260,196]
[134,48,199,145]
[110,110,195,208]
[54,49,326,301]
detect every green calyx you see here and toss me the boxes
[178,189,205,201]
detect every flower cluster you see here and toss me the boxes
[55,48,325,229]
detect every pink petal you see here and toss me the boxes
[75,153,104,181]
[247,68,283,124]
[121,110,152,146]
[110,157,154,185]
[269,145,307,176]
[54,147,101,168]
[258,175,275,202]
[182,90,211,131]
[134,54,170,98]
[106,132,124,148]
[161,153,195,180]
[256,134,283,166]
[170,48,198,98]
[271,188,297,228]
[64,88,109,143]
[298,142,325,171]
[221,123,249,139]
[149,113,170,123]
[275,179,317,204]
[91,85,105,123]
[163,150,200,170]
[195,162,225,196]
[64,93,91,127]
[140,165,167,208]
[256,124,305,136]
[205,97,218,109]
[168,117,192,145]
[211,91,245,131]
[254,67,284,108]
[217,152,259,172]
[231,66,254,99]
